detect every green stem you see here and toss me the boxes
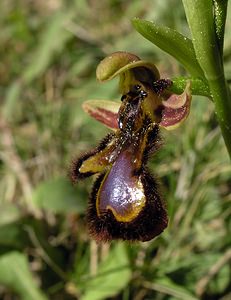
[213,0,228,55]
[182,0,231,158]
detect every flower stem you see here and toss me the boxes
[182,0,231,158]
[213,0,228,55]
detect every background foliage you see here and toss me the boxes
[0,0,230,299]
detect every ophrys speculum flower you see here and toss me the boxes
[71,52,191,242]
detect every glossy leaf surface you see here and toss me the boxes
[132,18,205,78]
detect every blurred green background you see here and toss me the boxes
[0,1,230,299]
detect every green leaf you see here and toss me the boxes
[32,177,86,214]
[0,203,21,226]
[132,18,204,78]
[80,243,131,300]
[0,251,48,300]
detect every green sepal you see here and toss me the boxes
[96,51,160,93]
